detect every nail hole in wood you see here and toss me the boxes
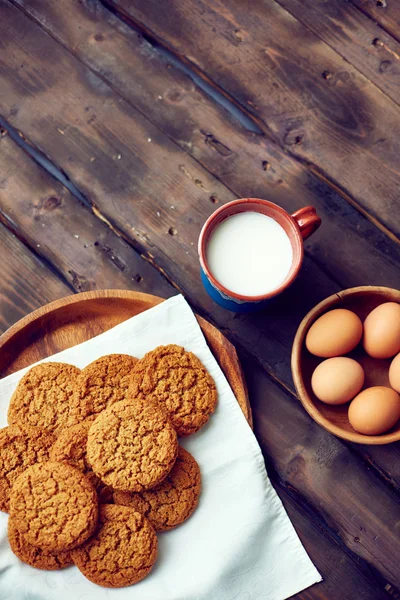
[43,196,61,210]
[135,274,143,283]
[233,29,244,42]
[168,227,177,236]
[376,0,386,7]
[210,194,219,204]
[379,60,391,73]
[262,160,270,171]
[322,71,332,80]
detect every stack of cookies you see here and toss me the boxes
[0,345,217,588]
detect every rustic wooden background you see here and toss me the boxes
[0,0,400,598]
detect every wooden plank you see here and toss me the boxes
[1,10,400,592]
[357,441,400,493]
[279,486,390,600]
[11,0,400,296]
[107,0,400,239]
[0,0,343,392]
[0,133,175,299]
[2,1,400,492]
[276,0,400,106]
[1,141,391,600]
[350,0,400,44]
[0,221,71,333]
[242,355,399,597]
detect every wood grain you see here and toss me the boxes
[0,134,174,298]
[108,0,400,238]
[1,1,399,395]
[0,125,332,420]
[1,1,399,490]
[0,0,342,390]
[0,221,71,332]
[350,0,400,44]
[11,0,400,294]
[1,3,400,593]
[0,290,252,425]
[277,0,400,106]
[2,137,400,593]
[277,483,390,600]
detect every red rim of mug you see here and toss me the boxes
[198,198,304,302]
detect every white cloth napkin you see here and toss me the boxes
[0,295,321,600]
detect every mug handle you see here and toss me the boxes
[291,206,321,240]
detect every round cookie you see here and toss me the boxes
[87,398,178,492]
[71,504,157,588]
[10,461,98,552]
[8,363,82,434]
[129,345,217,436]
[0,424,55,512]
[8,518,73,570]
[114,446,201,531]
[50,420,113,504]
[73,354,139,420]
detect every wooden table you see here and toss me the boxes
[1,1,400,597]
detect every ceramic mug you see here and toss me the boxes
[198,198,321,312]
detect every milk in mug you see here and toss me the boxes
[206,211,293,297]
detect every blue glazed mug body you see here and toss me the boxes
[198,198,321,312]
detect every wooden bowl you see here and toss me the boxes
[292,286,400,445]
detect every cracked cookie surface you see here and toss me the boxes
[0,424,55,512]
[114,446,201,531]
[87,398,178,492]
[71,504,157,588]
[10,461,98,552]
[50,420,112,503]
[8,518,73,570]
[73,354,138,420]
[129,345,217,436]
[8,363,82,433]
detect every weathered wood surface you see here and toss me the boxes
[0,143,392,600]
[0,0,340,383]
[276,0,400,106]
[1,0,400,597]
[350,0,400,44]
[1,2,400,391]
[0,133,175,298]
[3,0,400,489]
[3,124,399,580]
[0,221,71,331]
[11,0,400,291]
[107,0,400,239]
[1,0,399,471]
[0,146,397,600]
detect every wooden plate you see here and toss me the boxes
[0,290,252,427]
[292,286,400,445]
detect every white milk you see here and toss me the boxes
[206,211,293,297]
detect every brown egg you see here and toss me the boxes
[363,302,400,359]
[311,357,364,405]
[348,386,400,435]
[305,309,362,358]
[389,353,400,393]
